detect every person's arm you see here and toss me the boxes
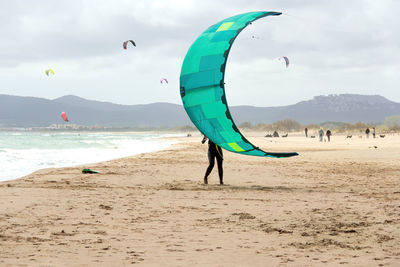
[201,135,208,144]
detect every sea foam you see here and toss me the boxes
[0,132,181,182]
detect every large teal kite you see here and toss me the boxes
[180,11,298,158]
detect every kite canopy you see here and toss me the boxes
[45,69,54,76]
[179,11,298,158]
[160,78,168,84]
[61,112,69,122]
[281,56,289,68]
[123,40,136,49]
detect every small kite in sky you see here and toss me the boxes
[123,40,136,49]
[61,112,69,122]
[45,69,55,76]
[280,56,289,68]
[160,78,168,84]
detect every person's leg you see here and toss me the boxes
[216,156,223,185]
[204,150,215,184]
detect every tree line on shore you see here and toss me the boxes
[4,116,399,133]
[236,115,400,133]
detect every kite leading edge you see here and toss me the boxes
[179,11,298,158]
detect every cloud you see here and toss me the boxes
[0,0,399,105]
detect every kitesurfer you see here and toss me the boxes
[202,135,223,185]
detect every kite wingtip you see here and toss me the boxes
[287,152,299,157]
[270,11,283,16]
[280,152,299,158]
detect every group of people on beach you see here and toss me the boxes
[305,127,332,142]
[365,127,376,138]
[304,127,378,141]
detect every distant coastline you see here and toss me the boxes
[0,125,197,132]
[1,94,400,128]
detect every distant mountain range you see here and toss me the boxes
[0,94,399,127]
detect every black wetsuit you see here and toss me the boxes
[203,138,223,184]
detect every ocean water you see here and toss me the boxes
[0,131,181,182]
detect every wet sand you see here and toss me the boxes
[0,133,399,266]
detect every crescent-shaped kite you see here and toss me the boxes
[179,11,298,158]
[45,69,55,76]
[123,40,136,49]
[280,56,289,68]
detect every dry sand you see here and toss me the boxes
[0,133,399,266]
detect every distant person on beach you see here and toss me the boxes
[326,130,332,142]
[202,135,223,185]
[305,127,308,138]
[365,128,370,139]
[318,129,324,142]
[372,127,376,138]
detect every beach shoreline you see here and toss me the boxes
[0,134,399,266]
[0,131,186,183]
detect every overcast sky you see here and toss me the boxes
[0,0,399,106]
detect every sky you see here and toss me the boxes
[0,0,399,107]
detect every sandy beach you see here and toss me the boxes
[0,133,399,266]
